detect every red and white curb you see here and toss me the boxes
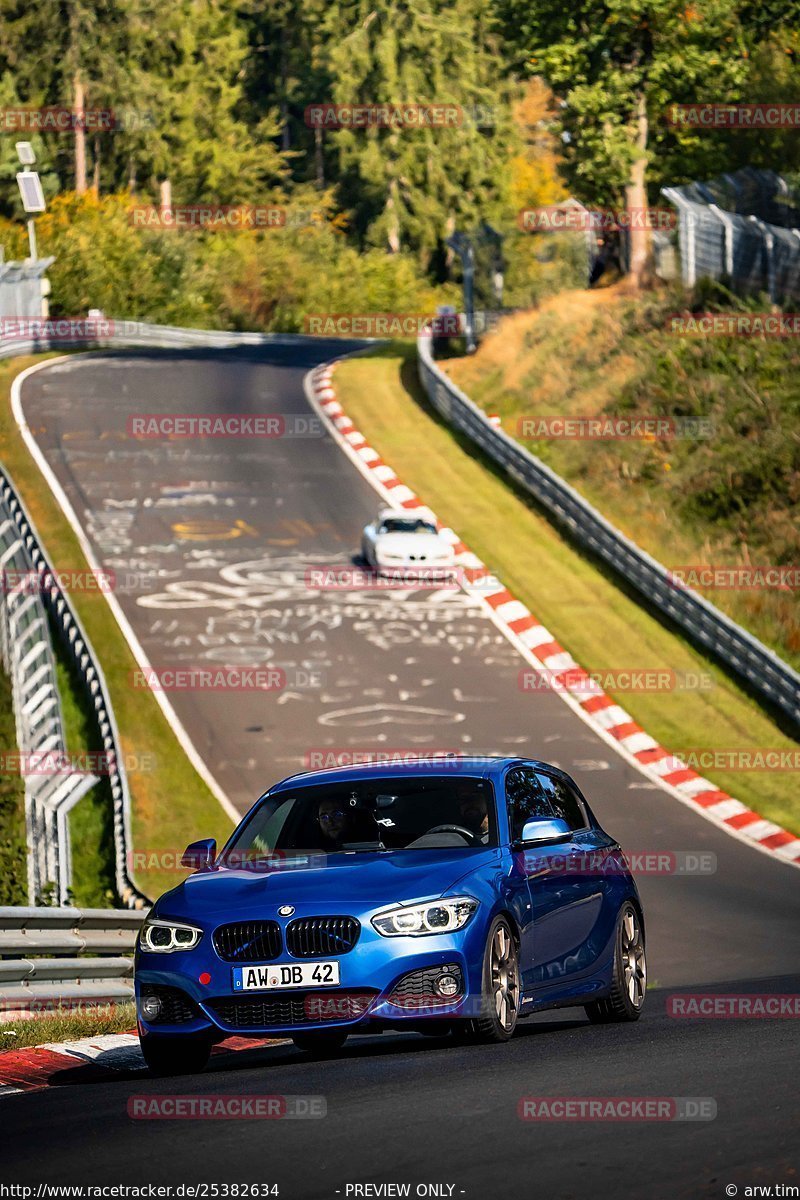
[0,1032,283,1096]
[304,361,800,870]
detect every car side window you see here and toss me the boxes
[534,772,587,832]
[506,767,554,841]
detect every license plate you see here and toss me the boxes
[232,962,340,991]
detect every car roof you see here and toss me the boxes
[377,507,436,522]
[268,755,570,794]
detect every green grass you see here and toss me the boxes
[445,284,800,670]
[0,357,233,902]
[334,343,800,835]
[0,663,27,905]
[0,1003,136,1050]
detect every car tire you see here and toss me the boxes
[471,916,520,1043]
[291,1030,348,1057]
[140,1032,213,1076]
[584,901,646,1024]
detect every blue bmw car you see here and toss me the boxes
[135,757,647,1074]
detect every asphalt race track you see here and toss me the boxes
[4,344,799,1198]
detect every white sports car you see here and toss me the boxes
[361,508,456,577]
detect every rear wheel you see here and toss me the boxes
[471,917,520,1043]
[584,902,646,1024]
[291,1030,348,1057]
[140,1032,213,1076]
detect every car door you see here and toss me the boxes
[503,765,555,995]
[527,769,611,998]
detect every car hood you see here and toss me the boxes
[155,847,499,924]
[375,532,452,560]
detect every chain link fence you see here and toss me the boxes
[662,168,800,301]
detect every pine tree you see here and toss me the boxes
[314,0,520,267]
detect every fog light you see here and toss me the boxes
[435,973,459,998]
[140,993,162,1021]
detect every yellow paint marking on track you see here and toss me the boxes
[171,518,259,541]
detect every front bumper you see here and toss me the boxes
[136,922,485,1039]
[373,559,457,580]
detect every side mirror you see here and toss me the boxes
[181,838,217,870]
[519,817,571,845]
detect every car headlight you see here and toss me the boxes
[138,918,203,953]
[372,896,478,937]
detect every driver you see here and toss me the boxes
[316,797,349,850]
[457,785,489,844]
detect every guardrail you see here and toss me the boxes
[0,469,148,909]
[0,482,99,905]
[0,906,145,1016]
[417,336,800,732]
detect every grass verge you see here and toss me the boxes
[0,1002,136,1051]
[0,356,233,901]
[334,343,800,835]
[444,285,799,669]
[0,663,27,905]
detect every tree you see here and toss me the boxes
[0,0,129,193]
[315,0,519,269]
[239,0,333,186]
[495,0,748,284]
[123,0,288,205]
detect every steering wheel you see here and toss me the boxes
[425,823,478,844]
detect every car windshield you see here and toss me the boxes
[380,518,438,536]
[221,775,497,865]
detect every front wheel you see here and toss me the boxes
[291,1030,348,1057]
[471,916,520,1043]
[584,902,646,1024]
[140,1032,213,1076]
